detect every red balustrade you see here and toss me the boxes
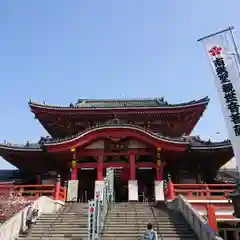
[58,186,67,202]
[13,184,55,199]
[0,181,68,222]
[164,181,238,226]
[165,182,236,201]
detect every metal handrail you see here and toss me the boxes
[40,197,77,239]
[133,203,140,238]
[149,203,163,240]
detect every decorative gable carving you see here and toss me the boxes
[128,140,147,149]
[85,140,104,149]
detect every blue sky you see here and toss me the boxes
[0,0,239,169]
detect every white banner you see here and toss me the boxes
[128,180,138,201]
[200,30,240,168]
[154,180,164,201]
[67,180,78,201]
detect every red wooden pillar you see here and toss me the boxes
[54,175,61,200]
[156,166,163,181]
[63,181,68,201]
[71,148,77,180]
[129,153,136,180]
[97,155,103,181]
[206,204,218,232]
[168,178,175,200]
[71,168,78,180]
[36,174,41,184]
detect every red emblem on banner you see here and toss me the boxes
[96,191,100,198]
[208,46,222,56]
[90,207,94,213]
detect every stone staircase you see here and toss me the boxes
[18,203,88,240]
[102,202,198,239]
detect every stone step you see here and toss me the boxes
[40,214,88,217]
[19,238,88,240]
[29,229,89,233]
[18,238,88,240]
[102,203,197,240]
[19,238,195,240]
[37,217,88,220]
[102,233,196,237]
[34,227,87,231]
[105,225,191,229]
[109,213,153,215]
[37,218,87,222]
[101,237,197,240]
[35,222,87,226]
[41,214,88,217]
[105,221,187,224]
[106,217,155,220]
[35,221,87,225]
[102,229,194,234]
[21,233,88,237]
[43,212,88,215]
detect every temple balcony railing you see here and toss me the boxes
[165,182,236,201]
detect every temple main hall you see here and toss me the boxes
[0,97,233,202]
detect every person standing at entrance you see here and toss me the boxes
[143,223,158,240]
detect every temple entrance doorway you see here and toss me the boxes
[113,168,128,202]
[78,168,97,202]
[137,168,155,202]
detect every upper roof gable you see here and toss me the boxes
[29,96,210,109]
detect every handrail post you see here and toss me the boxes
[54,175,61,200]
[168,174,175,200]
[206,204,218,233]
[63,181,68,202]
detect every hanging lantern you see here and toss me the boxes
[156,147,161,168]
[71,148,76,152]
[71,148,76,160]
[72,160,76,169]
[71,148,77,168]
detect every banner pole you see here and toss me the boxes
[229,28,240,67]
[197,26,234,42]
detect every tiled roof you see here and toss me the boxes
[29,96,210,109]
[0,131,232,151]
[76,98,164,108]
[75,97,209,108]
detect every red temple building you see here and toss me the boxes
[0,97,234,202]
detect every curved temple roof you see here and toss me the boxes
[0,123,232,152]
[28,96,210,110]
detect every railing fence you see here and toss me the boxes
[88,168,114,240]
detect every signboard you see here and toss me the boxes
[67,180,78,201]
[199,27,240,169]
[128,180,138,201]
[154,180,164,201]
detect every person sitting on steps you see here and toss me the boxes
[143,222,158,240]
